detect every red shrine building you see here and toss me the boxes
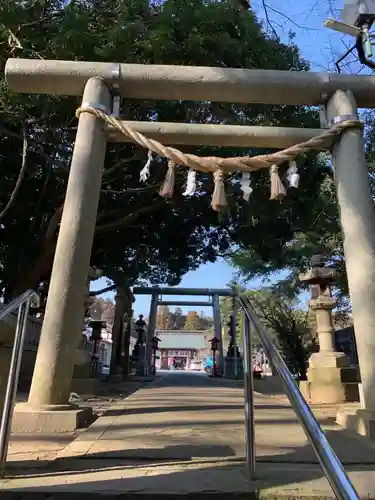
[155,330,210,370]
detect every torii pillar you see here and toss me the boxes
[11,77,111,432]
[327,90,375,440]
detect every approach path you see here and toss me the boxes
[1,370,375,497]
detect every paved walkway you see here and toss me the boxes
[6,378,149,463]
[1,372,375,498]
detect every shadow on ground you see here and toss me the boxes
[1,440,372,498]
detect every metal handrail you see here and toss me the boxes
[0,290,39,320]
[0,290,39,478]
[239,295,359,500]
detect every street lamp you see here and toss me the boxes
[324,0,375,69]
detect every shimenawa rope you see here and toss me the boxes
[76,106,362,211]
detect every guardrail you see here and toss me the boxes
[0,290,39,478]
[239,295,359,500]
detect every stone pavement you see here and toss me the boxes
[1,371,375,498]
[6,377,149,464]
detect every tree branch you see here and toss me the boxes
[0,125,29,221]
[0,124,70,174]
[264,3,320,32]
[101,184,161,195]
[44,205,63,241]
[261,0,279,40]
[102,155,138,181]
[95,200,166,234]
[90,284,117,296]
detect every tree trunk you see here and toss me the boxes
[6,200,157,300]
[8,239,56,299]
[7,205,63,299]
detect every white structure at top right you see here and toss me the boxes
[342,0,375,26]
[324,0,375,39]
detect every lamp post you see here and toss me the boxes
[209,337,220,377]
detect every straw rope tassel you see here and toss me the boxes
[211,170,227,212]
[270,164,286,200]
[140,149,153,182]
[286,160,300,188]
[159,160,176,198]
[183,169,197,197]
[240,172,253,201]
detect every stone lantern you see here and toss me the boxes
[135,315,146,347]
[224,314,244,379]
[72,266,103,391]
[299,253,359,404]
[131,314,147,376]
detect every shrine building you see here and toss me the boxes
[155,330,210,370]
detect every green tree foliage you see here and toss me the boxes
[230,172,347,301]
[220,287,315,379]
[247,289,315,380]
[231,109,375,307]
[89,297,115,323]
[0,0,324,301]
[156,305,212,331]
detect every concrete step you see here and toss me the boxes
[0,460,373,498]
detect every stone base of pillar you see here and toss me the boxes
[11,402,93,433]
[135,360,147,376]
[336,408,375,441]
[300,351,360,404]
[74,342,93,377]
[109,374,123,383]
[71,377,100,394]
[300,379,359,404]
[300,366,359,404]
[223,356,244,379]
[73,362,93,379]
[132,344,146,376]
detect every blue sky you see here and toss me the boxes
[91,259,242,316]
[91,259,270,316]
[91,0,351,316]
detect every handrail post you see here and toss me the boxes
[0,298,32,478]
[239,295,359,500]
[232,297,238,379]
[242,309,255,479]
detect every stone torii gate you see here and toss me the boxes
[5,59,375,436]
[133,286,238,376]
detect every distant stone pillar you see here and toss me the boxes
[132,315,147,376]
[299,254,359,404]
[73,266,102,381]
[212,294,224,375]
[110,287,127,378]
[224,313,243,379]
[146,294,158,375]
[122,306,133,376]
